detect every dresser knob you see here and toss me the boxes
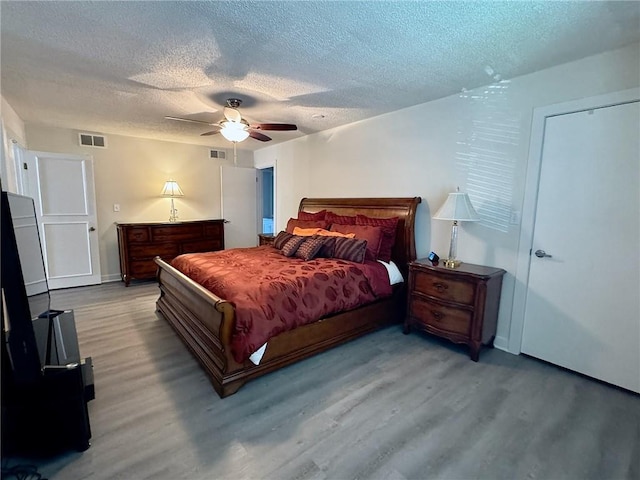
[431,311,444,321]
[433,282,448,292]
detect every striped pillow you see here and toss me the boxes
[273,231,293,250]
[332,237,367,263]
[316,236,337,258]
[329,223,384,261]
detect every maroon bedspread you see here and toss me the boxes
[170,246,392,363]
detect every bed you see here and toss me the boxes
[154,197,421,397]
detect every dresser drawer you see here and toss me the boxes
[204,223,223,237]
[129,260,159,278]
[413,270,475,305]
[126,227,150,243]
[128,243,179,260]
[181,239,222,253]
[409,295,472,336]
[152,225,203,242]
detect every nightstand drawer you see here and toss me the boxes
[413,270,475,305]
[409,296,472,336]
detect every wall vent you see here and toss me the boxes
[79,133,107,148]
[210,149,226,160]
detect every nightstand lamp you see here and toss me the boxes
[161,180,184,223]
[433,188,480,268]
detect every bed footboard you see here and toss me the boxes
[155,257,247,397]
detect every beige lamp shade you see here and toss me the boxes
[433,192,480,222]
[433,189,479,268]
[161,180,184,197]
[161,180,184,222]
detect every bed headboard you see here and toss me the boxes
[298,197,422,277]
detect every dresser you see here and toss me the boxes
[404,259,505,361]
[116,220,224,286]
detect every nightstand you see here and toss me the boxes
[258,233,275,246]
[404,259,506,361]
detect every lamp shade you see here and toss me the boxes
[433,192,480,222]
[220,121,250,142]
[161,180,184,197]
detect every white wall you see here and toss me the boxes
[1,96,27,192]
[25,125,253,281]
[255,42,640,351]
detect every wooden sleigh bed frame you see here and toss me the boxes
[154,197,421,397]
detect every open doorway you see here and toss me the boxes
[258,167,274,234]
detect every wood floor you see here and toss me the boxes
[5,281,638,480]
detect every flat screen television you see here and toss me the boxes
[6,192,51,318]
[2,191,44,383]
[2,191,82,375]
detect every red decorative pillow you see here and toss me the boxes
[355,215,399,262]
[329,224,383,261]
[332,237,367,263]
[273,231,293,250]
[280,235,306,257]
[285,218,329,233]
[326,211,357,225]
[298,210,327,221]
[294,236,325,261]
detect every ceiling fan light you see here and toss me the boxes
[220,121,250,142]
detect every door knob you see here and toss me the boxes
[89,226,96,232]
[534,249,552,258]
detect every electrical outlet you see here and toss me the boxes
[113,204,120,212]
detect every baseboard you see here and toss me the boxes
[101,273,122,283]
[493,335,513,354]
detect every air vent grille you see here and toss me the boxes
[210,149,226,160]
[79,133,107,148]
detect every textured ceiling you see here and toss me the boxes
[2,1,639,151]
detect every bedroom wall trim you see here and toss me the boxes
[509,87,640,355]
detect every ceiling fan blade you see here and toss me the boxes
[165,116,215,125]
[251,123,297,131]
[200,129,221,136]
[249,131,272,142]
[223,107,242,123]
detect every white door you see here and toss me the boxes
[521,100,639,393]
[220,165,257,248]
[24,151,101,289]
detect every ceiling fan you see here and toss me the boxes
[165,98,297,143]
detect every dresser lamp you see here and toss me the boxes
[161,180,184,223]
[433,188,480,268]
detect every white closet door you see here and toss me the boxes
[220,165,257,248]
[522,100,639,393]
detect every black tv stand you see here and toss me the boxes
[2,357,94,455]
